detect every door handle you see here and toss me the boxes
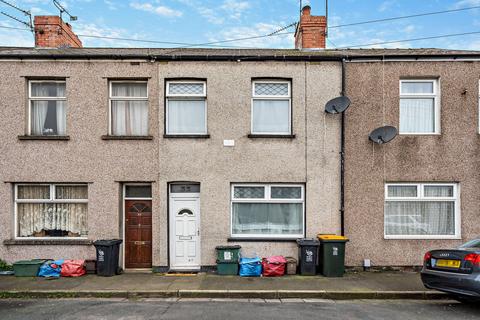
[197,230,200,236]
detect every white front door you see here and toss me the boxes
[169,190,200,270]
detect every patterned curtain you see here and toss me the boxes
[17,186,87,237]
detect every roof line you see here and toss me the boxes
[1,52,480,61]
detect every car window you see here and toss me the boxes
[459,239,480,249]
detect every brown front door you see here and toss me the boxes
[125,200,152,268]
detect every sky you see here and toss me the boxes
[1,0,480,50]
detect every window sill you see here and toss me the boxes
[384,236,461,240]
[4,239,93,245]
[163,134,210,139]
[398,133,441,136]
[18,135,70,141]
[101,135,154,140]
[227,237,299,242]
[248,134,296,139]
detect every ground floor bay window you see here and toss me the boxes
[15,184,88,238]
[231,184,304,239]
[384,183,460,239]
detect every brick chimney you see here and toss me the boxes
[34,16,82,48]
[294,4,326,50]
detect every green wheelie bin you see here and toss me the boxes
[317,235,349,277]
[215,245,241,275]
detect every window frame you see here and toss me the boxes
[251,80,292,135]
[399,79,440,135]
[230,183,305,239]
[14,183,88,240]
[123,183,153,201]
[165,80,208,135]
[108,80,149,136]
[384,182,461,240]
[27,80,67,136]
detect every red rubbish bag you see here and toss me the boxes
[262,256,287,277]
[60,260,86,277]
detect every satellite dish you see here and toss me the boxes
[369,126,398,144]
[325,96,351,114]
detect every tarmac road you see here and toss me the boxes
[0,298,479,320]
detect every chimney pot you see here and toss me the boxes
[302,5,311,16]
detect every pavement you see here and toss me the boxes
[0,271,448,300]
[1,299,479,320]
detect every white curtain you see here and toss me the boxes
[388,185,417,197]
[112,83,147,97]
[31,101,48,135]
[56,100,66,135]
[111,83,148,136]
[399,98,435,133]
[252,99,289,133]
[424,186,453,197]
[385,201,455,236]
[18,203,88,237]
[167,99,206,134]
[401,82,433,94]
[232,203,303,235]
[31,82,65,97]
[112,101,148,135]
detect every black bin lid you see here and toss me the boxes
[93,239,123,246]
[296,238,320,246]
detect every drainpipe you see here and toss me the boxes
[340,58,346,236]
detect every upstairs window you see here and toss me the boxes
[252,80,291,135]
[15,184,88,238]
[399,79,440,134]
[109,81,149,136]
[29,81,67,136]
[166,81,207,135]
[384,183,460,239]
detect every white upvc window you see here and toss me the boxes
[231,184,304,239]
[251,80,291,135]
[14,184,88,239]
[28,80,67,136]
[384,183,460,239]
[109,81,149,136]
[166,81,207,135]
[399,79,440,134]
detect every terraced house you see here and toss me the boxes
[1,4,479,271]
[0,8,343,272]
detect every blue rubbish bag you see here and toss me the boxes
[239,257,262,277]
[38,260,64,278]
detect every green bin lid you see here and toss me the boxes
[13,259,46,265]
[216,245,241,250]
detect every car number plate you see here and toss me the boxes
[435,259,461,268]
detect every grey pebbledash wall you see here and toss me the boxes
[344,60,480,266]
[0,59,343,267]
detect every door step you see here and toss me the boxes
[124,268,152,274]
[164,270,199,276]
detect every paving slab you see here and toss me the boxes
[0,271,443,300]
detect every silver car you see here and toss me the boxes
[421,239,480,302]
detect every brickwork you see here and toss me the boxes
[34,16,82,48]
[294,5,326,50]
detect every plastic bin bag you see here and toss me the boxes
[239,257,262,277]
[262,256,287,277]
[61,260,86,277]
[38,260,64,278]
